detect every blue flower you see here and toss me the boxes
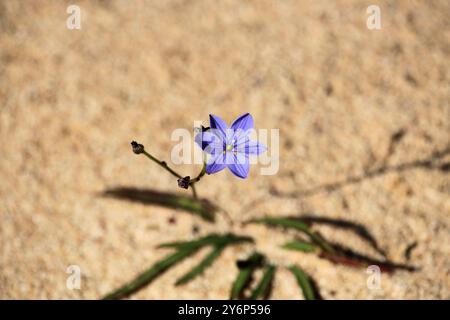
[195,113,266,179]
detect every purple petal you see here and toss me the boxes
[244,140,267,155]
[227,152,249,179]
[233,130,252,147]
[235,139,267,156]
[205,152,226,174]
[194,131,211,150]
[195,131,223,154]
[209,114,228,137]
[231,113,254,132]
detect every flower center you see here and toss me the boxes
[223,144,235,155]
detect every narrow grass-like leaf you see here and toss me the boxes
[249,217,311,232]
[249,265,276,300]
[230,268,253,300]
[216,234,254,247]
[175,245,225,285]
[282,241,318,253]
[102,248,198,300]
[230,252,265,300]
[103,233,254,299]
[288,265,316,300]
[158,234,223,250]
[249,217,335,253]
[158,233,253,251]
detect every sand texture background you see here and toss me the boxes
[0,0,449,299]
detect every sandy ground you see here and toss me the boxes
[0,0,449,299]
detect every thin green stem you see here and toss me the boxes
[138,143,205,199]
[189,162,206,185]
[142,150,183,179]
[189,161,206,199]
[191,184,198,199]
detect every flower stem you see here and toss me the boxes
[189,162,206,185]
[132,141,206,199]
[142,150,183,179]
[189,162,206,199]
[191,184,198,199]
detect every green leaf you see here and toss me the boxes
[102,248,198,300]
[158,233,253,251]
[158,234,223,250]
[230,268,253,300]
[288,265,316,300]
[175,246,225,285]
[249,217,335,253]
[282,241,318,253]
[249,217,311,233]
[230,252,265,300]
[103,233,254,299]
[249,265,276,300]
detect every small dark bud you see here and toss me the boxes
[131,141,144,154]
[177,176,190,189]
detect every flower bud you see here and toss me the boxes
[131,141,144,154]
[177,176,191,189]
